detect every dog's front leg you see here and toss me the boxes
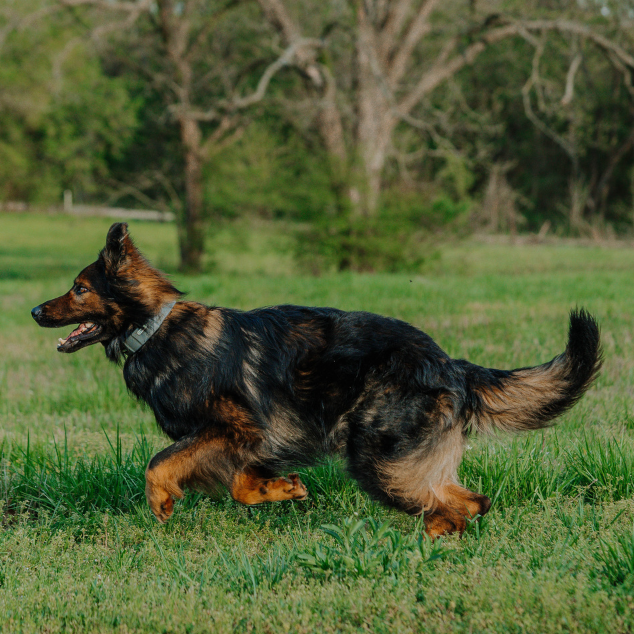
[145,432,233,522]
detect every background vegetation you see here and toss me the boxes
[1,215,634,632]
[2,0,634,271]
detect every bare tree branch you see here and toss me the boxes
[398,18,634,117]
[561,52,583,105]
[256,0,302,46]
[527,19,634,69]
[379,0,414,56]
[104,176,172,212]
[226,38,323,110]
[257,0,348,164]
[397,23,517,115]
[60,0,150,10]
[596,127,634,205]
[59,0,153,43]
[184,0,241,61]
[388,0,441,86]
[0,4,60,53]
[201,115,246,158]
[256,0,325,87]
[521,44,577,164]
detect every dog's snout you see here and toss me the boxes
[31,305,43,321]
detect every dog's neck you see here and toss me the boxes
[123,300,177,354]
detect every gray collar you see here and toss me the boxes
[123,301,177,354]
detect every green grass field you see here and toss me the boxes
[2,214,634,633]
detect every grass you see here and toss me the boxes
[2,213,634,632]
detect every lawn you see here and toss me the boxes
[1,213,634,633]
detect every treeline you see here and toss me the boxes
[1,0,634,271]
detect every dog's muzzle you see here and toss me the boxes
[31,305,44,323]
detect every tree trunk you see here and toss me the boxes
[352,3,396,217]
[315,70,352,214]
[178,117,205,272]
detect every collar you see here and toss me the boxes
[123,301,177,354]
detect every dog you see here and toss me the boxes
[31,222,602,536]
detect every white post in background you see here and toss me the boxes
[63,190,73,212]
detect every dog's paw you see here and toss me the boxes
[284,473,308,500]
[424,509,466,539]
[146,484,176,523]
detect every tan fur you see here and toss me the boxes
[473,358,567,432]
[423,486,491,538]
[145,447,197,523]
[145,433,237,522]
[203,309,223,347]
[114,234,181,313]
[423,501,469,538]
[378,424,491,537]
[442,483,487,518]
[324,414,349,453]
[242,343,262,401]
[212,398,261,445]
[265,405,309,455]
[230,469,308,504]
[378,425,465,514]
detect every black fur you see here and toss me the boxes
[31,223,603,533]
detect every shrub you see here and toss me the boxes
[294,192,468,273]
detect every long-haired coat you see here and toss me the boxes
[32,223,602,537]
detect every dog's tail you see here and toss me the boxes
[465,309,602,434]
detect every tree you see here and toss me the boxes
[256,0,634,219]
[0,0,137,203]
[58,0,319,271]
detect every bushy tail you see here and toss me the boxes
[466,309,602,434]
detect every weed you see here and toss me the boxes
[596,525,634,588]
[3,429,152,524]
[297,516,447,580]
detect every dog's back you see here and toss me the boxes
[33,222,602,537]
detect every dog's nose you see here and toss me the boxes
[31,305,43,320]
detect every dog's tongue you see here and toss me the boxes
[57,322,94,348]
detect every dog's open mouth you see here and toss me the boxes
[57,322,103,352]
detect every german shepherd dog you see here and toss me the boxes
[32,223,602,537]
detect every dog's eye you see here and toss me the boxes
[75,286,89,295]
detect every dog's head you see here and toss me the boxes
[32,222,183,355]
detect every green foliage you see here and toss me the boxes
[0,0,632,270]
[596,525,634,588]
[297,517,447,579]
[204,123,337,221]
[0,14,138,204]
[5,430,151,522]
[452,13,634,232]
[293,193,467,273]
[294,214,425,273]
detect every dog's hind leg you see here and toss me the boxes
[422,485,491,538]
[230,467,308,505]
[363,425,491,537]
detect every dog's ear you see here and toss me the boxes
[101,222,136,275]
[106,222,128,251]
